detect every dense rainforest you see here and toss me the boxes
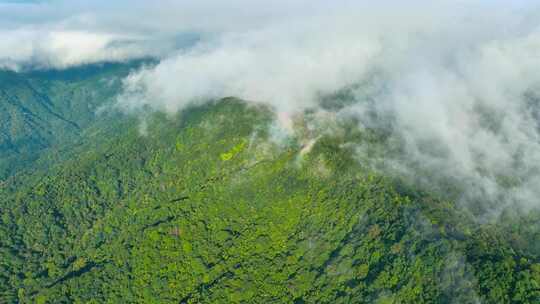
[0,64,539,303]
[0,62,143,179]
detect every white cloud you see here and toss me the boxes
[0,0,346,70]
[117,21,381,113]
[118,1,540,214]
[0,29,153,70]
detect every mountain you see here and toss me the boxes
[0,62,143,180]
[0,66,539,303]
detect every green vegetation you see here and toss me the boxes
[0,67,539,303]
[0,62,143,179]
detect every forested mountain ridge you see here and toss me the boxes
[3,0,540,303]
[0,63,143,180]
[0,93,539,303]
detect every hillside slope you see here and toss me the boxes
[0,63,142,179]
[1,100,539,303]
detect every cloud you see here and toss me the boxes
[118,1,540,216]
[3,0,540,215]
[0,29,168,70]
[0,0,341,70]
[117,20,381,113]
[372,26,540,214]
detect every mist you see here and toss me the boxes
[3,0,540,216]
[117,2,540,216]
[0,0,336,70]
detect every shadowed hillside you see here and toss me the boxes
[0,62,144,179]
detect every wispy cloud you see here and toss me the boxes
[118,1,540,215]
[0,0,338,69]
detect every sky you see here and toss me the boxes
[2,0,540,217]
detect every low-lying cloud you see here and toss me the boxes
[3,0,540,216]
[119,1,540,216]
[0,0,336,70]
